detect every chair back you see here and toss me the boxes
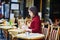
[49,26,59,40]
[42,23,51,40]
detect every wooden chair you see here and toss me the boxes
[9,31,18,40]
[25,18,31,27]
[48,26,59,40]
[42,23,51,40]
[17,19,21,28]
[17,19,25,29]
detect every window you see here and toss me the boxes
[11,0,18,2]
[10,2,20,18]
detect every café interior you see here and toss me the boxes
[0,0,60,40]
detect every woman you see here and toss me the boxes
[26,6,42,33]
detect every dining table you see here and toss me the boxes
[8,28,26,40]
[14,33,45,40]
[0,25,17,40]
[0,22,17,40]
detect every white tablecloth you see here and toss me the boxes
[16,33,45,39]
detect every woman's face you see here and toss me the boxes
[28,10,34,18]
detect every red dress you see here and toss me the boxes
[29,15,42,33]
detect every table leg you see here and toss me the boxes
[6,32,9,40]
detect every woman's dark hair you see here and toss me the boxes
[29,6,38,16]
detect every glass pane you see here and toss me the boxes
[0,6,2,18]
[11,4,19,10]
[11,0,18,2]
[14,10,20,18]
[0,7,2,13]
[5,4,9,18]
[10,10,20,18]
[26,0,34,7]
